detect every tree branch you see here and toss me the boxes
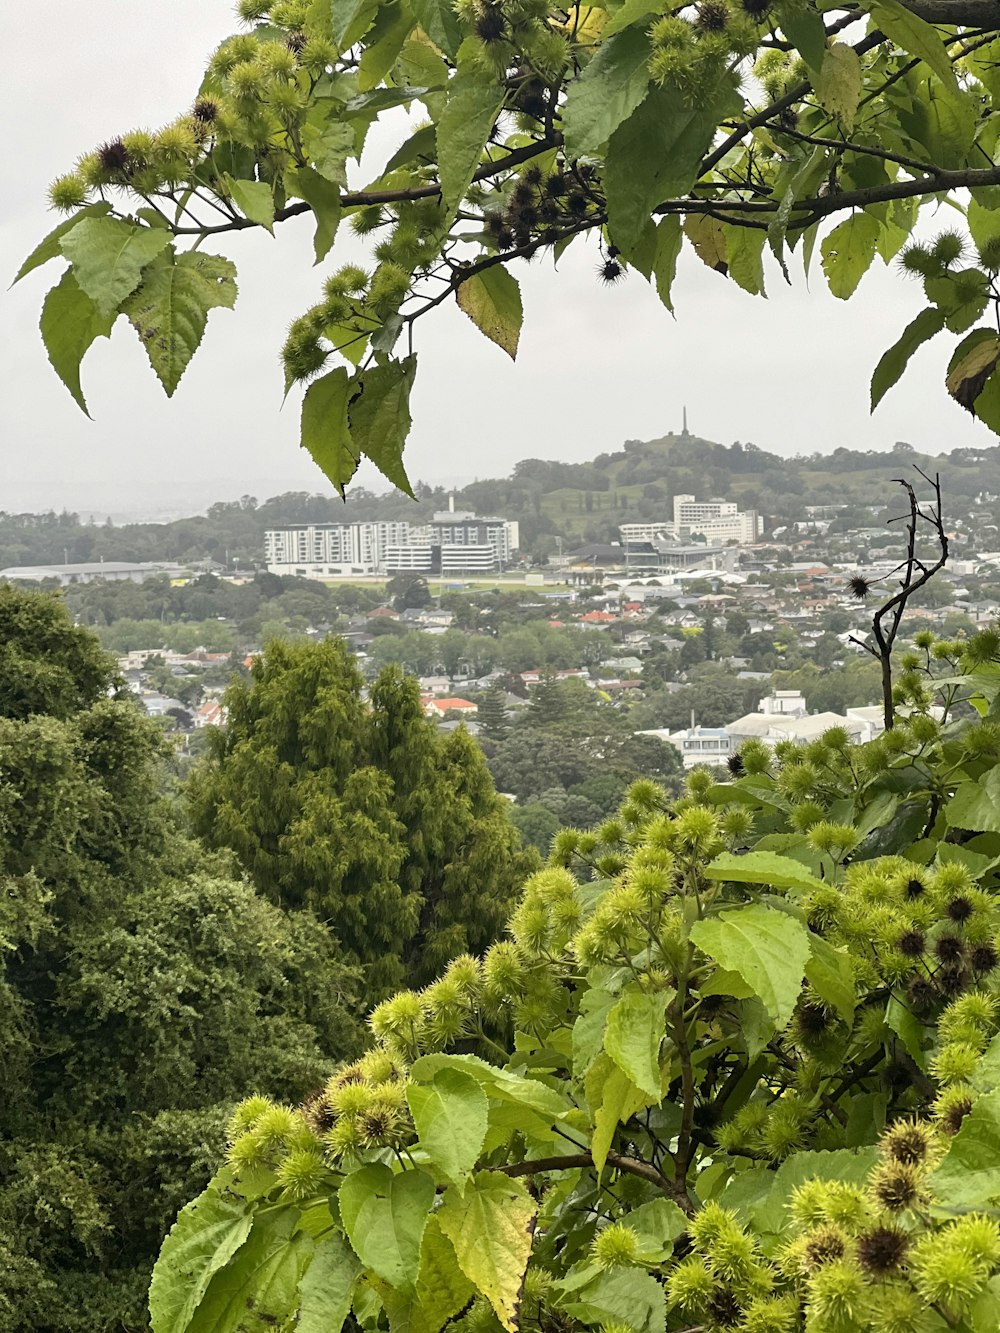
[497,1151,695,1213]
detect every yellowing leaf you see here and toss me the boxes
[223,175,275,234]
[816,44,862,127]
[945,328,1000,412]
[684,214,727,272]
[820,213,882,299]
[456,267,523,359]
[437,1172,537,1331]
[603,987,671,1099]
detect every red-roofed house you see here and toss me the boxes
[424,697,478,718]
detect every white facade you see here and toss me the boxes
[265,514,519,578]
[620,496,762,550]
[264,522,411,573]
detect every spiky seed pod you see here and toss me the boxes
[566,191,589,216]
[906,876,926,899]
[847,575,872,600]
[740,0,769,16]
[971,941,999,974]
[707,1289,742,1326]
[796,1002,830,1039]
[938,966,968,1000]
[871,1162,924,1212]
[49,174,89,211]
[476,6,506,42]
[496,226,515,250]
[192,97,220,123]
[947,896,974,923]
[97,139,130,175]
[512,181,535,207]
[545,172,567,197]
[593,1223,641,1268]
[286,30,307,54]
[275,1149,326,1200]
[803,1225,847,1270]
[898,929,925,958]
[727,752,745,775]
[523,164,543,186]
[599,259,625,285]
[882,1119,934,1167]
[856,1226,909,1276]
[695,0,730,28]
[937,1086,974,1135]
[936,934,964,965]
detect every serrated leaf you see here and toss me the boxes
[39,269,117,415]
[347,356,417,496]
[603,0,664,39]
[379,1218,475,1333]
[777,0,826,75]
[303,118,356,188]
[975,367,1000,432]
[563,1266,665,1333]
[409,0,463,57]
[815,43,862,127]
[359,2,417,90]
[862,0,961,103]
[623,1199,687,1262]
[947,764,1000,832]
[297,1231,360,1333]
[384,123,438,174]
[805,935,856,1024]
[437,77,506,214]
[725,226,767,296]
[12,203,111,286]
[870,306,947,410]
[59,216,170,317]
[288,166,342,263]
[437,1172,537,1331]
[339,1164,436,1292]
[969,197,1000,255]
[703,850,825,894]
[603,986,671,1099]
[149,1173,253,1333]
[573,988,616,1077]
[456,267,523,359]
[820,213,882,299]
[932,1086,1000,1206]
[652,215,683,311]
[690,904,811,1030]
[607,82,737,255]
[184,1208,308,1333]
[407,1067,488,1190]
[301,368,358,496]
[587,1054,650,1174]
[223,176,275,233]
[684,213,728,273]
[410,1053,572,1119]
[122,249,237,396]
[562,29,652,160]
[332,0,380,46]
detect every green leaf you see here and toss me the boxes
[562,29,652,159]
[606,82,738,255]
[932,1086,1000,1206]
[703,850,825,894]
[12,203,111,285]
[456,267,523,359]
[603,0,665,39]
[969,197,1000,255]
[39,269,117,416]
[223,176,275,234]
[690,904,811,1031]
[383,123,438,173]
[347,356,417,496]
[725,226,767,296]
[407,1066,489,1190]
[59,216,170,317]
[409,0,463,58]
[977,367,1000,432]
[683,213,728,273]
[122,249,238,397]
[303,118,356,187]
[412,1053,572,1119]
[886,996,927,1067]
[947,765,1000,833]
[652,215,683,312]
[437,77,506,214]
[339,1163,436,1292]
[805,935,856,1024]
[149,1173,253,1333]
[623,1199,687,1262]
[870,306,947,410]
[863,0,962,103]
[379,1218,475,1333]
[187,1209,310,1333]
[563,1267,665,1333]
[587,1054,650,1173]
[815,43,862,127]
[287,166,342,263]
[573,988,616,1077]
[301,367,358,496]
[946,326,1000,413]
[297,1231,360,1333]
[603,986,671,1099]
[437,1172,537,1332]
[777,0,827,75]
[332,0,379,46]
[359,2,417,90]
[820,213,882,299]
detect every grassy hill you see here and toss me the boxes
[3,433,998,568]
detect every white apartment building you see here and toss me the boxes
[620,495,762,550]
[265,512,519,578]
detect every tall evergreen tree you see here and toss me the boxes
[0,588,360,1333]
[477,683,509,742]
[188,640,536,997]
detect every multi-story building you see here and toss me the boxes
[619,495,762,549]
[265,509,519,578]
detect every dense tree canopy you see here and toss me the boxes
[0,588,361,1332]
[19,0,1000,490]
[187,638,537,997]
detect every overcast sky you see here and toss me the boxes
[2,2,997,518]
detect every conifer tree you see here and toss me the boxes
[477,682,510,742]
[188,640,536,997]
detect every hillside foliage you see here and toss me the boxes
[150,623,1000,1333]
